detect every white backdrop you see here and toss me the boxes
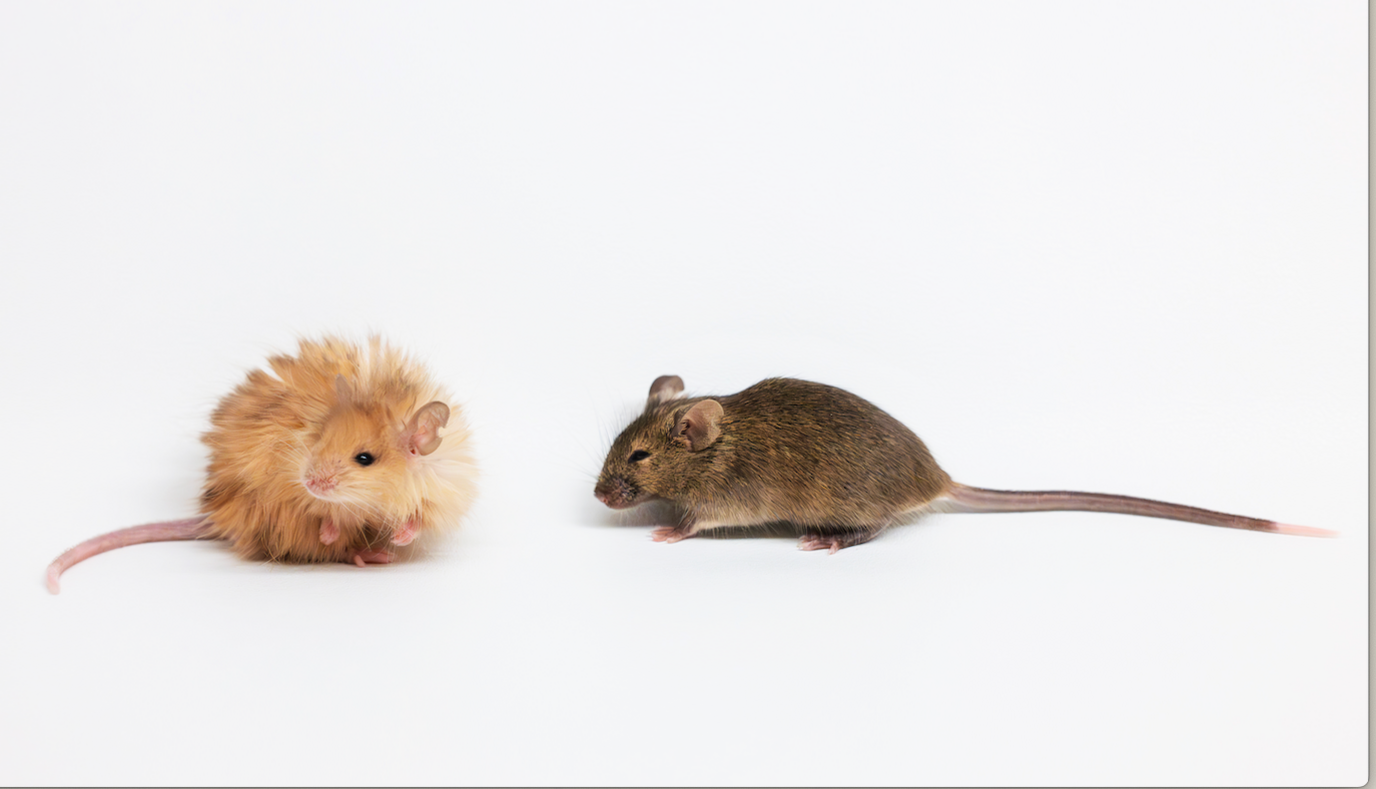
[0,2,1366,786]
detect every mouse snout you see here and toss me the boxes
[594,477,639,510]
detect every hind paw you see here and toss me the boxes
[799,528,883,553]
[350,549,396,567]
[799,535,844,554]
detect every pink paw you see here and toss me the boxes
[798,535,842,554]
[350,548,396,567]
[651,526,695,544]
[391,518,419,546]
[319,519,340,545]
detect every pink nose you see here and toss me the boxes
[305,476,337,495]
[594,490,609,505]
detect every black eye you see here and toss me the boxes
[353,452,375,467]
[628,450,650,463]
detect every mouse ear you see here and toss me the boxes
[334,374,353,406]
[405,401,450,456]
[647,375,685,408]
[672,399,723,451]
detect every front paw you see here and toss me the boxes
[651,525,695,543]
[391,518,419,546]
[319,519,340,545]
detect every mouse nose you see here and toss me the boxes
[304,472,338,497]
[595,479,637,509]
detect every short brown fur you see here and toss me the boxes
[596,378,950,540]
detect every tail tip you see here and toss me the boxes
[1272,522,1338,538]
[45,564,61,595]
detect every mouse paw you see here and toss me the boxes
[350,548,396,567]
[391,518,419,546]
[319,519,340,545]
[799,528,882,553]
[651,525,696,544]
[799,535,845,554]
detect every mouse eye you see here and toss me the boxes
[628,450,650,463]
[353,452,376,467]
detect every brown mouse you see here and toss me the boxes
[594,376,1332,551]
[46,336,478,593]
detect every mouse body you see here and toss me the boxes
[594,376,1331,551]
[47,336,478,592]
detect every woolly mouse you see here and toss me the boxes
[594,376,1331,551]
[46,336,478,593]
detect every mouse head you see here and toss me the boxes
[301,375,450,510]
[594,375,725,509]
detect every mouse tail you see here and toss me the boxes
[46,517,213,594]
[939,483,1334,537]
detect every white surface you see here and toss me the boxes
[0,2,1366,786]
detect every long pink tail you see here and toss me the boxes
[941,483,1334,537]
[46,517,213,594]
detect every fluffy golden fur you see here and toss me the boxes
[200,336,477,562]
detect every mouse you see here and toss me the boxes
[46,336,478,593]
[593,375,1333,551]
